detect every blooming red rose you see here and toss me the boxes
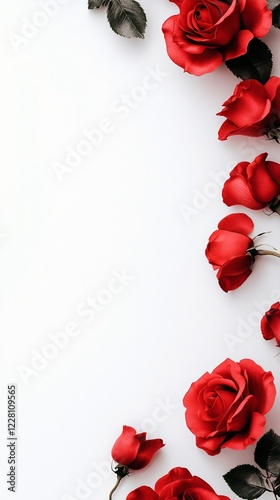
[218,77,280,141]
[111,425,164,470]
[205,213,255,291]
[222,153,280,210]
[261,301,280,346]
[126,467,230,500]
[162,0,271,76]
[183,358,276,456]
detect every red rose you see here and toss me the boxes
[111,425,164,470]
[218,77,280,141]
[126,467,230,500]
[162,0,271,76]
[261,301,280,346]
[183,358,276,456]
[222,153,280,210]
[205,213,255,292]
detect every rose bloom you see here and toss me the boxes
[111,425,164,470]
[261,302,280,346]
[205,213,255,292]
[126,467,230,500]
[162,0,271,76]
[183,358,276,456]
[222,153,280,210]
[218,77,280,141]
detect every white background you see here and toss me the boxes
[0,1,280,499]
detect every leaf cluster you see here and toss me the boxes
[224,430,280,499]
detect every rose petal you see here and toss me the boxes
[183,49,223,75]
[247,153,280,203]
[261,316,277,340]
[223,30,254,60]
[217,254,253,292]
[261,303,280,342]
[217,80,271,128]
[155,467,193,495]
[224,395,256,431]
[218,118,269,140]
[239,359,276,414]
[217,212,254,234]
[162,16,188,69]
[206,230,253,267]
[126,486,159,500]
[128,439,165,470]
[195,434,226,455]
[240,0,272,37]
[266,161,280,187]
[220,412,266,450]
[111,426,142,465]
[222,171,266,209]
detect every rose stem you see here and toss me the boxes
[257,249,280,258]
[109,475,123,500]
[270,486,278,500]
[265,472,278,499]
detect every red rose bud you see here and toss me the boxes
[218,77,280,142]
[222,153,280,212]
[111,425,164,471]
[205,213,254,291]
[261,301,280,346]
[205,213,280,292]
[162,0,271,76]
[183,358,276,456]
[126,467,230,500]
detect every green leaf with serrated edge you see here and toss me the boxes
[107,0,147,38]
[225,38,272,84]
[254,429,280,476]
[272,4,280,28]
[88,0,109,9]
[223,465,266,499]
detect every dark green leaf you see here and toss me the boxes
[223,465,266,499]
[272,4,280,28]
[107,0,147,38]
[88,0,109,9]
[225,38,272,84]
[254,429,280,476]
